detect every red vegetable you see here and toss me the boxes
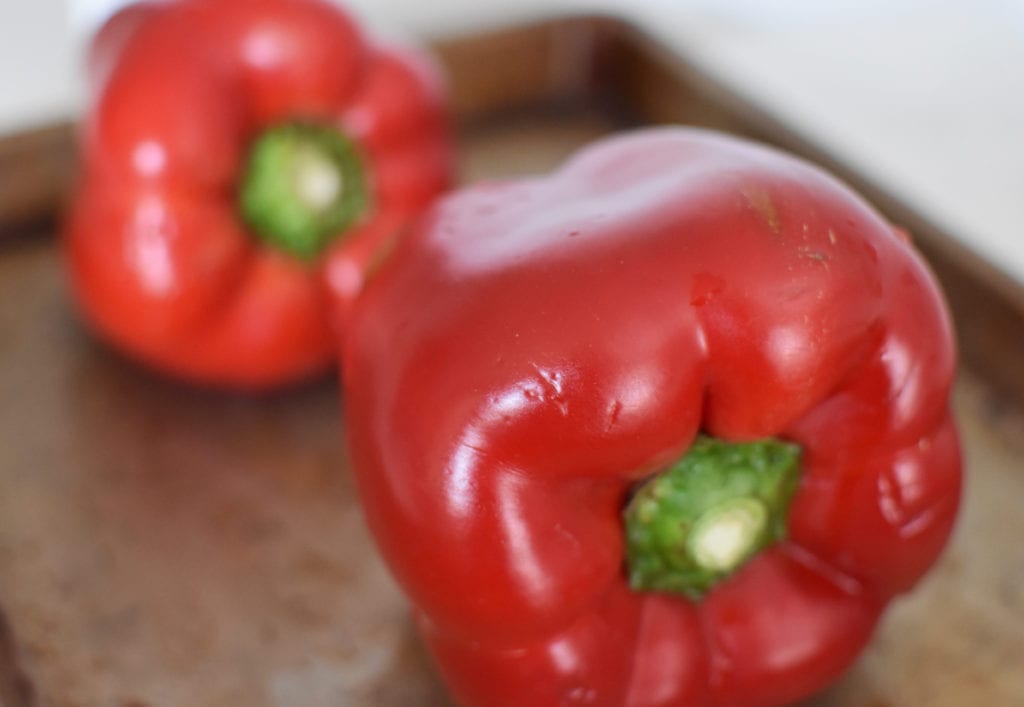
[343,128,961,706]
[67,0,452,388]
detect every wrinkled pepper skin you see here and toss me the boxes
[67,0,452,388]
[343,128,962,706]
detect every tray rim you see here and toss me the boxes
[1,12,1022,404]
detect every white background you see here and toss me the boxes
[2,0,1023,285]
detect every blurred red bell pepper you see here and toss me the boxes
[67,0,452,388]
[343,128,962,706]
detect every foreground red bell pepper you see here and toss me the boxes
[343,128,962,706]
[67,0,452,388]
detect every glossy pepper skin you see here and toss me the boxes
[343,128,962,706]
[67,0,452,388]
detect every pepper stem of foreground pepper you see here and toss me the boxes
[240,121,369,260]
[624,435,801,600]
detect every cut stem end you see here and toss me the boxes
[239,121,369,260]
[624,435,801,600]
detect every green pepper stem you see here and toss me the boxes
[623,435,801,600]
[239,121,369,260]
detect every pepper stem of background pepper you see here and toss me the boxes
[624,435,801,600]
[240,122,369,260]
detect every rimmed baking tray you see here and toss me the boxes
[0,15,1021,706]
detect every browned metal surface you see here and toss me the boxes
[0,238,451,707]
[0,124,75,238]
[1,16,1023,707]
[433,15,614,124]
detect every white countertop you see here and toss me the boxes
[3,0,1023,285]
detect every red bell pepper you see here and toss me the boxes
[343,128,962,706]
[66,0,452,388]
